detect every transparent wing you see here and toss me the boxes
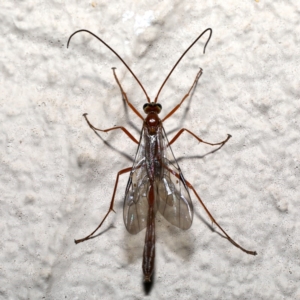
[123,129,150,234]
[156,127,194,230]
[123,126,193,233]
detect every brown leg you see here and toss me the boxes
[184,178,257,255]
[83,113,139,144]
[112,68,144,120]
[75,167,132,244]
[162,68,203,122]
[169,128,231,146]
[162,163,257,255]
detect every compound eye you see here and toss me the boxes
[156,103,162,113]
[143,103,149,112]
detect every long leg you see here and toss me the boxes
[112,68,144,120]
[162,68,203,122]
[75,167,132,244]
[83,113,139,144]
[169,128,231,146]
[184,177,257,255]
[162,163,256,255]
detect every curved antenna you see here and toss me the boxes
[67,29,151,103]
[154,28,213,103]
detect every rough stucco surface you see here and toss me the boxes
[1,1,299,299]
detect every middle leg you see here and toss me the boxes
[169,128,231,146]
[83,113,139,144]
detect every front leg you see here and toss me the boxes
[112,68,144,120]
[162,68,203,122]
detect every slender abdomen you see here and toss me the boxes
[142,185,156,282]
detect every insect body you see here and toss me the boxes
[125,102,195,281]
[67,28,257,282]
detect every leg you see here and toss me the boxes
[161,164,256,255]
[75,167,132,244]
[185,178,257,255]
[112,68,144,120]
[169,128,231,146]
[162,68,203,122]
[83,113,139,144]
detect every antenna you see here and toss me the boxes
[67,29,151,103]
[154,28,212,103]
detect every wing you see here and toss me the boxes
[123,128,150,234]
[156,127,194,230]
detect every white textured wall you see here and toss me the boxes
[1,1,299,299]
